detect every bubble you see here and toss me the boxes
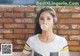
[41,24,48,31]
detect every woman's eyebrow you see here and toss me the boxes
[47,16,52,18]
[39,17,43,19]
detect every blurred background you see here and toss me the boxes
[0,0,80,56]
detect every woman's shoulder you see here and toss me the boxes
[55,35,68,46]
[55,34,67,42]
[27,34,39,41]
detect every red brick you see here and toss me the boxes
[0,29,13,33]
[56,24,69,29]
[35,7,41,12]
[0,7,13,12]
[14,29,28,33]
[52,7,58,12]
[26,34,33,38]
[59,19,80,24]
[4,34,25,39]
[14,18,35,23]
[27,29,34,34]
[0,24,3,28]
[58,7,80,12]
[14,39,26,44]
[4,24,25,28]
[6,7,13,12]
[14,7,35,12]
[0,34,3,38]
[0,13,2,17]
[58,30,79,34]
[0,39,12,44]
[69,46,80,51]
[70,35,80,40]
[13,45,24,49]
[0,8,7,12]
[57,13,71,19]
[68,41,79,45]
[58,7,72,12]
[4,13,24,17]
[0,18,13,23]
[26,13,36,18]
[71,24,80,29]
[26,24,35,28]
[72,13,80,18]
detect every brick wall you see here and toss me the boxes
[0,6,80,52]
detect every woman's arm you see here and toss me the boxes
[21,52,31,56]
[21,36,32,56]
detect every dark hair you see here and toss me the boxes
[34,7,57,35]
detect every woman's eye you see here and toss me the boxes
[47,18,51,20]
[40,18,44,20]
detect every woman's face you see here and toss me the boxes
[39,11,54,31]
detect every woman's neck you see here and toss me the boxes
[39,30,55,43]
[42,30,53,36]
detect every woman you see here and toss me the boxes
[21,7,69,56]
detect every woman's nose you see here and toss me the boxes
[43,20,47,24]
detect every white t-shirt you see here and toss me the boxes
[23,34,69,56]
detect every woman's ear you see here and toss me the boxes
[53,19,56,25]
[54,17,57,23]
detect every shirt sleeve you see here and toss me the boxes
[23,38,32,54]
[60,38,69,56]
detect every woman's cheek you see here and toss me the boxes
[48,22,53,28]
